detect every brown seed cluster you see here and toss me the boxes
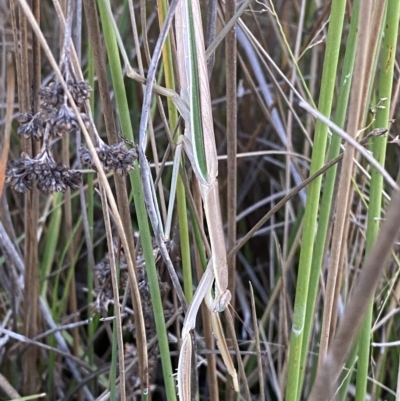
[17,72,91,141]
[80,142,137,175]
[17,113,45,141]
[38,79,91,108]
[8,53,136,195]
[7,58,91,195]
[93,239,170,321]
[93,237,172,391]
[6,151,81,194]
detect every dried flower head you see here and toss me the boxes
[92,235,173,394]
[92,237,169,316]
[67,80,92,106]
[80,142,137,175]
[93,248,129,312]
[38,82,65,109]
[6,151,81,194]
[38,78,91,110]
[16,70,92,142]
[48,103,90,137]
[10,8,91,196]
[17,113,46,141]
[5,153,36,192]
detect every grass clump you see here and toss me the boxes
[1,1,400,400]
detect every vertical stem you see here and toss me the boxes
[355,1,400,400]
[85,39,96,394]
[96,1,177,399]
[100,185,126,401]
[284,0,347,398]
[225,0,237,301]
[300,0,359,392]
[225,1,237,398]
[21,0,41,392]
[60,4,81,398]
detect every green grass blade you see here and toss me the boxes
[284,0,347,398]
[40,193,62,297]
[355,1,400,399]
[300,0,359,392]
[97,2,177,399]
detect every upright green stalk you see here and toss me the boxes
[41,195,62,398]
[284,0,346,399]
[300,0,359,392]
[97,2,177,399]
[40,193,62,296]
[355,2,400,400]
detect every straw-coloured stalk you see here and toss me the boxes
[308,187,400,400]
[174,1,238,399]
[0,53,14,197]
[177,262,239,399]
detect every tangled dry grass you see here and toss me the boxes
[1,1,400,401]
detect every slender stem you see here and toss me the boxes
[100,185,126,401]
[355,1,400,400]
[97,1,179,399]
[300,0,359,393]
[93,0,151,395]
[284,0,347,398]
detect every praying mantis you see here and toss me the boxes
[105,0,239,398]
[172,1,239,396]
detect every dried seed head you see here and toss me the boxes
[27,75,93,138]
[67,80,92,106]
[6,153,37,192]
[17,113,46,141]
[6,152,81,194]
[38,78,91,109]
[17,113,32,124]
[38,82,64,109]
[50,103,78,136]
[80,142,137,174]
[93,251,129,312]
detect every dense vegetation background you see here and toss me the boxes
[1,0,400,400]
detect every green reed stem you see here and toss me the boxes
[300,0,359,394]
[97,1,177,399]
[355,2,400,400]
[284,0,347,399]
